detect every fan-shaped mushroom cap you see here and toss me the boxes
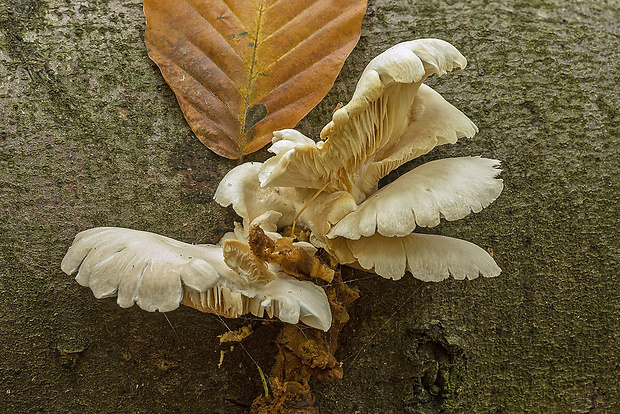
[62,227,332,331]
[214,162,297,228]
[323,39,466,126]
[258,129,322,189]
[328,157,503,239]
[358,84,478,194]
[258,39,475,203]
[335,232,501,281]
[61,227,220,312]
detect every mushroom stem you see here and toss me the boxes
[291,182,330,238]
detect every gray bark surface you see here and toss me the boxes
[1,0,618,412]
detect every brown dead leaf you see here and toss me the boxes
[144,0,367,159]
[248,225,335,283]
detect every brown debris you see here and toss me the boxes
[218,324,253,344]
[218,326,253,369]
[249,226,335,283]
[251,271,359,413]
[222,238,276,284]
[252,378,317,414]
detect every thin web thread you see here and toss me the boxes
[214,314,262,370]
[214,314,269,396]
[162,312,179,338]
[344,282,424,367]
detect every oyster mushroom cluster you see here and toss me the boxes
[62,39,503,332]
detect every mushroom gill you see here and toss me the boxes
[62,227,332,331]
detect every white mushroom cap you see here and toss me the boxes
[296,190,358,242]
[62,227,332,331]
[214,162,297,228]
[342,232,501,281]
[258,39,474,202]
[328,157,503,239]
[357,84,478,195]
[61,227,221,312]
[258,129,325,190]
[323,39,466,125]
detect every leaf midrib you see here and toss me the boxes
[240,0,265,156]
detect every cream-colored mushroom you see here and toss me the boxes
[214,162,297,229]
[62,37,504,337]
[258,39,477,203]
[252,38,503,282]
[336,233,501,281]
[328,157,504,239]
[216,160,357,245]
[346,233,501,282]
[61,227,332,331]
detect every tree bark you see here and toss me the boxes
[1,0,618,412]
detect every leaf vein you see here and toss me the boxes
[179,0,251,70]
[150,42,242,131]
[258,41,353,108]
[220,0,258,36]
[262,1,314,36]
[183,97,239,148]
[240,0,266,155]
[149,9,246,107]
[263,42,354,116]
[258,3,359,73]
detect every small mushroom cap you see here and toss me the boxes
[340,232,501,281]
[258,129,324,189]
[328,157,503,239]
[62,227,332,330]
[226,210,284,243]
[214,162,297,227]
[258,39,474,202]
[222,238,276,284]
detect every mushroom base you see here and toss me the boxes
[251,271,359,413]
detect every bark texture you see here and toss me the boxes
[1,0,618,412]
